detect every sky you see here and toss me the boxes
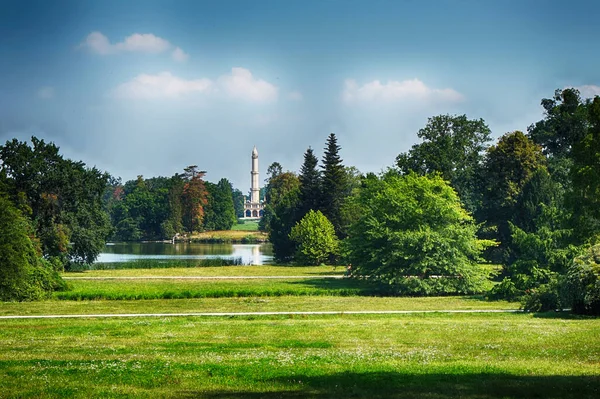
[1,0,599,191]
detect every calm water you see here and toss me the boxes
[97,242,274,266]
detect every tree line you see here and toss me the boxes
[1,87,599,312]
[261,88,600,314]
[0,142,248,300]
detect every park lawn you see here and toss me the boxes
[63,265,345,278]
[52,277,382,300]
[0,295,520,316]
[0,312,598,398]
[231,220,260,231]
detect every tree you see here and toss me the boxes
[480,131,546,257]
[181,166,209,233]
[0,195,66,301]
[528,88,591,193]
[321,133,347,237]
[562,244,600,315]
[0,137,111,269]
[232,188,245,218]
[264,172,301,261]
[204,178,236,231]
[396,114,492,214]
[298,147,321,219]
[570,96,600,242]
[346,172,492,295]
[289,210,339,265]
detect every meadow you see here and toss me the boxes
[0,265,598,398]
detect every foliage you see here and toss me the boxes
[347,172,493,295]
[265,172,301,261]
[562,244,600,315]
[289,210,339,265]
[0,195,66,301]
[480,131,546,257]
[569,96,600,242]
[203,178,236,231]
[396,114,492,214]
[298,147,321,219]
[181,166,209,233]
[0,137,111,269]
[321,133,347,237]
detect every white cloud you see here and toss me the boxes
[113,72,212,99]
[171,47,189,62]
[114,68,278,102]
[218,67,278,102]
[288,91,303,101]
[113,33,170,53]
[571,85,600,99]
[37,86,55,99]
[80,31,188,60]
[342,78,463,104]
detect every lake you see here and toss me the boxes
[95,242,274,269]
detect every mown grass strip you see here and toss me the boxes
[0,313,598,398]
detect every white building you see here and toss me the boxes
[243,146,264,219]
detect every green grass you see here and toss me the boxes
[54,277,379,300]
[0,295,520,316]
[0,313,598,398]
[232,220,260,231]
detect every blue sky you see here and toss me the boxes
[1,0,599,191]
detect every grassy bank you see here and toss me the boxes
[183,230,267,243]
[0,313,598,398]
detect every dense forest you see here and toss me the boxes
[1,88,599,313]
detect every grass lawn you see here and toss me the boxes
[231,220,260,231]
[2,264,598,398]
[0,295,520,316]
[0,313,598,398]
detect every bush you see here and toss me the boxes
[289,210,339,265]
[0,196,67,301]
[562,244,600,315]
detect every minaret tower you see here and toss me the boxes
[251,146,260,203]
[243,146,264,219]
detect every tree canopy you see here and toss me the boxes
[347,172,492,295]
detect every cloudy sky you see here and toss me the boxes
[1,0,599,191]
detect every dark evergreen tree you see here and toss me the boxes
[320,133,347,237]
[298,146,321,219]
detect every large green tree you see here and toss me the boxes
[0,137,111,268]
[396,114,492,214]
[264,171,301,261]
[570,96,600,242]
[347,172,491,295]
[321,133,347,237]
[298,147,321,219]
[480,131,546,257]
[204,178,236,231]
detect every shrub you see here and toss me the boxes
[562,244,600,315]
[289,210,339,265]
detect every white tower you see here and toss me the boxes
[251,146,260,203]
[243,146,264,219]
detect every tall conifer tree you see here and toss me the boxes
[321,133,347,237]
[298,147,321,219]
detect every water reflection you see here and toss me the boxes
[97,242,273,265]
